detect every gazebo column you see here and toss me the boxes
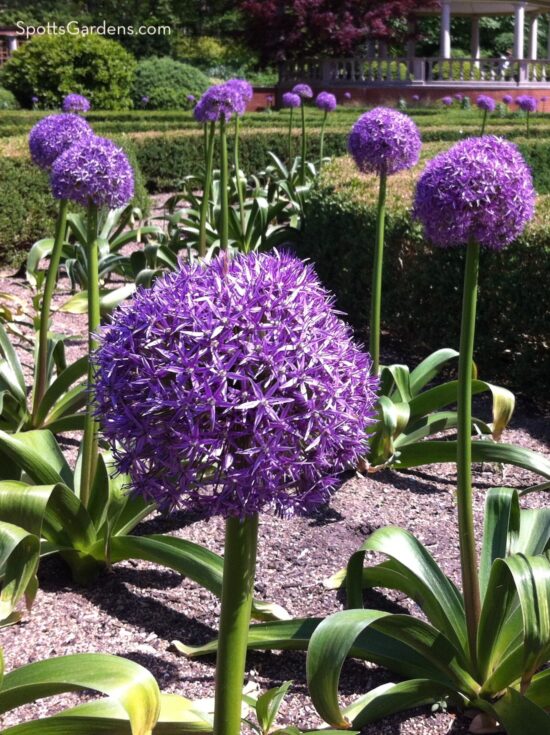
[440,0,452,59]
[528,14,539,59]
[513,2,526,59]
[471,16,481,68]
[7,36,18,53]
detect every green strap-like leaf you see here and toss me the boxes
[0,521,39,625]
[0,430,73,488]
[479,487,520,599]
[394,411,492,449]
[35,356,88,426]
[0,323,26,403]
[0,653,161,734]
[394,440,550,479]
[476,688,550,735]
[26,238,55,288]
[379,365,411,403]
[409,349,459,395]
[526,668,550,709]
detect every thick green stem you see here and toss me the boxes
[480,109,487,136]
[234,116,245,235]
[213,514,259,735]
[369,169,387,375]
[79,203,100,508]
[319,111,327,170]
[457,241,482,672]
[199,121,216,258]
[220,115,229,251]
[300,102,307,185]
[32,198,69,423]
[288,108,293,166]
[527,111,530,138]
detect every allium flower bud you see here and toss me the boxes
[517,95,537,112]
[502,94,513,105]
[194,82,246,123]
[413,136,535,250]
[282,92,301,109]
[292,84,313,100]
[94,252,379,518]
[348,107,422,176]
[50,135,134,209]
[315,91,337,113]
[62,94,91,113]
[29,113,93,170]
[441,96,453,106]
[476,95,496,112]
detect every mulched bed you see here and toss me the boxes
[0,229,548,734]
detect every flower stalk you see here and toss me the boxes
[456,240,482,670]
[213,514,259,735]
[79,202,100,508]
[220,115,229,251]
[288,108,294,167]
[300,101,307,185]
[234,115,246,234]
[480,110,488,136]
[199,121,216,258]
[319,110,328,170]
[32,198,69,422]
[370,168,387,375]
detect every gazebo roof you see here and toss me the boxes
[417,1,550,15]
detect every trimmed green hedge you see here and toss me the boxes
[0,137,149,268]
[297,156,550,392]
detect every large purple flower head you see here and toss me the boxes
[413,136,535,250]
[226,78,253,104]
[502,94,514,105]
[517,95,537,113]
[292,83,313,100]
[50,135,134,208]
[29,113,93,170]
[62,93,91,113]
[476,95,496,112]
[282,92,301,109]
[193,82,246,123]
[94,251,378,518]
[315,91,337,113]
[348,107,422,176]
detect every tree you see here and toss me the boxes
[239,0,437,63]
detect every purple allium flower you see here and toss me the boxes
[412,94,420,102]
[29,113,93,170]
[194,82,246,123]
[186,94,195,102]
[344,92,352,100]
[315,91,337,113]
[476,95,496,112]
[502,94,514,105]
[413,136,535,250]
[141,95,150,105]
[50,135,134,209]
[282,92,301,109]
[62,93,91,113]
[441,96,453,106]
[540,95,548,102]
[31,95,38,103]
[517,95,537,112]
[226,78,253,103]
[94,251,379,518]
[454,93,463,101]
[348,107,422,176]
[292,83,313,100]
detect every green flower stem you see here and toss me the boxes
[213,514,259,735]
[220,115,229,251]
[234,116,245,234]
[300,102,307,185]
[319,110,328,170]
[288,108,294,166]
[527,111,531,138]
[369,168,387,375]
[31,198,69,424]
[199,121,216,258]
[457,240,482,671]
[480,110,488,136]
[79,202,100,508]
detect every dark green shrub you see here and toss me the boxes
[297,158,550,392]
[1,34,136,110]
[133,57,209,109]
[0,87,18,110]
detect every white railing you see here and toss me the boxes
[280,57,550,86]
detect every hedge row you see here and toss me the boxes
[296,156,550,392]
[0,138,150,268]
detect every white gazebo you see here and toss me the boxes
[280,1,550,95]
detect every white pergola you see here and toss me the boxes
[415,1,550,61]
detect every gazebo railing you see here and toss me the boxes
[280,57,550,86]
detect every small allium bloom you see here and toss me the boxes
[31,95,38,103]
[292,83,313,99]
[517,95,537,112]
[348,107,421,176]
[62,93,91,113]
[344,92,352,100]
[94,252,379,518]
[412,94,420,102]
[441,96,453,106]
[476,95,496,112]
[194,82,246,122]
[413,136,535,250]
[186,94,195,102]
[51,135,134,208]
[503,94,513,105]
[315,91,337,112]
[282,92,301,109]
[141,96,150,104]
[29,113,93,170]
[454,93,463,101]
